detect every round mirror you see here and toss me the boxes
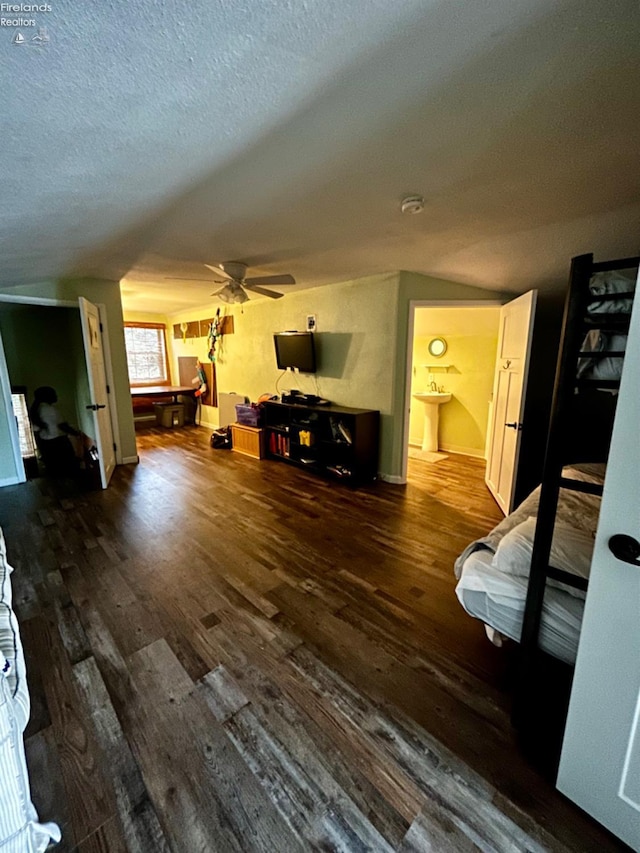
[428,337,447,358]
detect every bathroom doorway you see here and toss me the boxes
[403,302,501,483]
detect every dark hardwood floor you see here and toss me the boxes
[0,426,627,851]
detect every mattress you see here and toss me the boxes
[455,549,584,665]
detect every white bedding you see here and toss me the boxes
[456,550,584,664]
[454,464,604,664]
[0,529,61,851]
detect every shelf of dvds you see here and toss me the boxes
[263,400,379,485]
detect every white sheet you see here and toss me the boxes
[455,549,584,665]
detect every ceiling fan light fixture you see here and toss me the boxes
[205,260,294,301]
[217,283,248,304]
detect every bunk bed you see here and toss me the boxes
[454,462,602,665]
[454,253,639,666]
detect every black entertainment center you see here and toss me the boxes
[265,330,379,484]
[263,400,379,485]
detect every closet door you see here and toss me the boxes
[485,290,537,514]
[557,274,640,851]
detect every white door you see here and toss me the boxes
[78,297,115,488]
[485,290,537,514]
[557,275,640,851]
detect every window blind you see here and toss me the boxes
[10,393,37,458]
[124,324,169,385]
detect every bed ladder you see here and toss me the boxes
[512,252,638,764]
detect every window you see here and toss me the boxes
[124,323,170,386]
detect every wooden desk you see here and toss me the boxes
[130,385,196,402]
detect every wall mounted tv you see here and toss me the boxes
[273,331,317,373]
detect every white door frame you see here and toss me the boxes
[0,294,123,486]
[401,300,502,484]
[93,305,122,466]
[79,297,117,488]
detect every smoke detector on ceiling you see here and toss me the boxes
[400,195,425,214]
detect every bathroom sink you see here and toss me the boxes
[412,392,452,451]
[413,392,452,405]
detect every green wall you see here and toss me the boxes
[168,273,400,468]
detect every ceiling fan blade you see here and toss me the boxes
[244,274,295,286]
[243,283,284,299]
[165,276,215,281]
[204,264,234,281]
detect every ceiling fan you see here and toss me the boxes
[171,261,295,303]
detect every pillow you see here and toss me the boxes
[588,270,636,314]
[577,330,627,382]
[491,517,594,598]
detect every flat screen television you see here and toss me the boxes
[273,331,316,373]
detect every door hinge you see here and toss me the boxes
[99,322,103,333]
[113,442,117,451]
[106,384,110,393]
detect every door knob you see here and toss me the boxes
[86,404,106,411]
[608,534,640,566]
[504,422,522,430]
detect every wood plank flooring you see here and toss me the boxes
[0,426,628,852]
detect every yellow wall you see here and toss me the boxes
[165,312,224,430]
[409,306,500,457]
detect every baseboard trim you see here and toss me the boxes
[440,444,486,459]
[410,441,485,459]
[121,456,139,465]
[378,472,406,485]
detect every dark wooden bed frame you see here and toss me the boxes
[512,252,639,770]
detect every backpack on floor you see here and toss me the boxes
[210,426,232,449]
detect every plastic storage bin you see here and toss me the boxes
[154,403,185,428]
[235,404,261,427]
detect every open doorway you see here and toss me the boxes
[405,304,501,482]
[0,302,100,486]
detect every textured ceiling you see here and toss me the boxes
[2,0,640,314]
